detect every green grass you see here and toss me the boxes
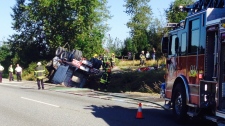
[90,59,167,93]
[86,67,166,93]
[117,59,165,67]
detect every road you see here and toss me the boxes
[0,81,217,126]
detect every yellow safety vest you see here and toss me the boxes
[35,66,45,79]
[9,67,13,73]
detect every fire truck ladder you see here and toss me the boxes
[197,0,225,9]
[182,0,225,14]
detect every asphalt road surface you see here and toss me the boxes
[0,81,217,126]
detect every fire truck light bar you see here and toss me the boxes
[166,23,178,28]
[222,24,225,28]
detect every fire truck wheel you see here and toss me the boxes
[172,84,188,123]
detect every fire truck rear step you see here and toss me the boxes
[216,111,225,119]
[204,111,225,124]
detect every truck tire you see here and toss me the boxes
[75,50,82,61]
[60,51,69,60]
[70,49,82,61]
[55,47,65,56]
[172,83,188,123]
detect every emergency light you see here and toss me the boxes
[198,73,203,79]
[222,23,225,28]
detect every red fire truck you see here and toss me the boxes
[161,0,225,124]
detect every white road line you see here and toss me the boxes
[21,97,60,108]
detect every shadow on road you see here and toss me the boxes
[85,105,217,126]
[86,105,181,126]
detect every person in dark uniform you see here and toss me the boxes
[99,61,112,91]
[35,62,45,90]
[110,53,116,68]
[152,48,156,61]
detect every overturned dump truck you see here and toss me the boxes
[46,45,102,88]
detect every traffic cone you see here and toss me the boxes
[136,103,144,119]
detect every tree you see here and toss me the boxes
[9,0,110,67]
[103,34,124,58]
[147,18,166,60]
[124,0,152,54]
[123,37,133,55]
[0,44,13,72]
[0,45,11,63]
[165,0,195,23]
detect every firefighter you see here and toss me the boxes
[93,54,98,58]
[103,53,108,63]
[139,51,146,66]
[8,64,14,81]
[100,54,107,69]
[34,62,45,90]
[99,61,112,91]
[110,53,116,68]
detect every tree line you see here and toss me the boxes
[0,0,195,69]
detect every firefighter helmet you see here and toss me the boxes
[93,54,98,57]
[37,62,41,66]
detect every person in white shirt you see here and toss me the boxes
[0,64,4,83]
[146,51,150,60]
[15,64,22,81]
[152,48,156,61]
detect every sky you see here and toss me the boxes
[0,0,174,44]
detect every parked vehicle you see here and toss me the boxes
[161,0,225,124]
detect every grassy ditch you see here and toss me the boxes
[86,68,166,94]
[109,59,166,93]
